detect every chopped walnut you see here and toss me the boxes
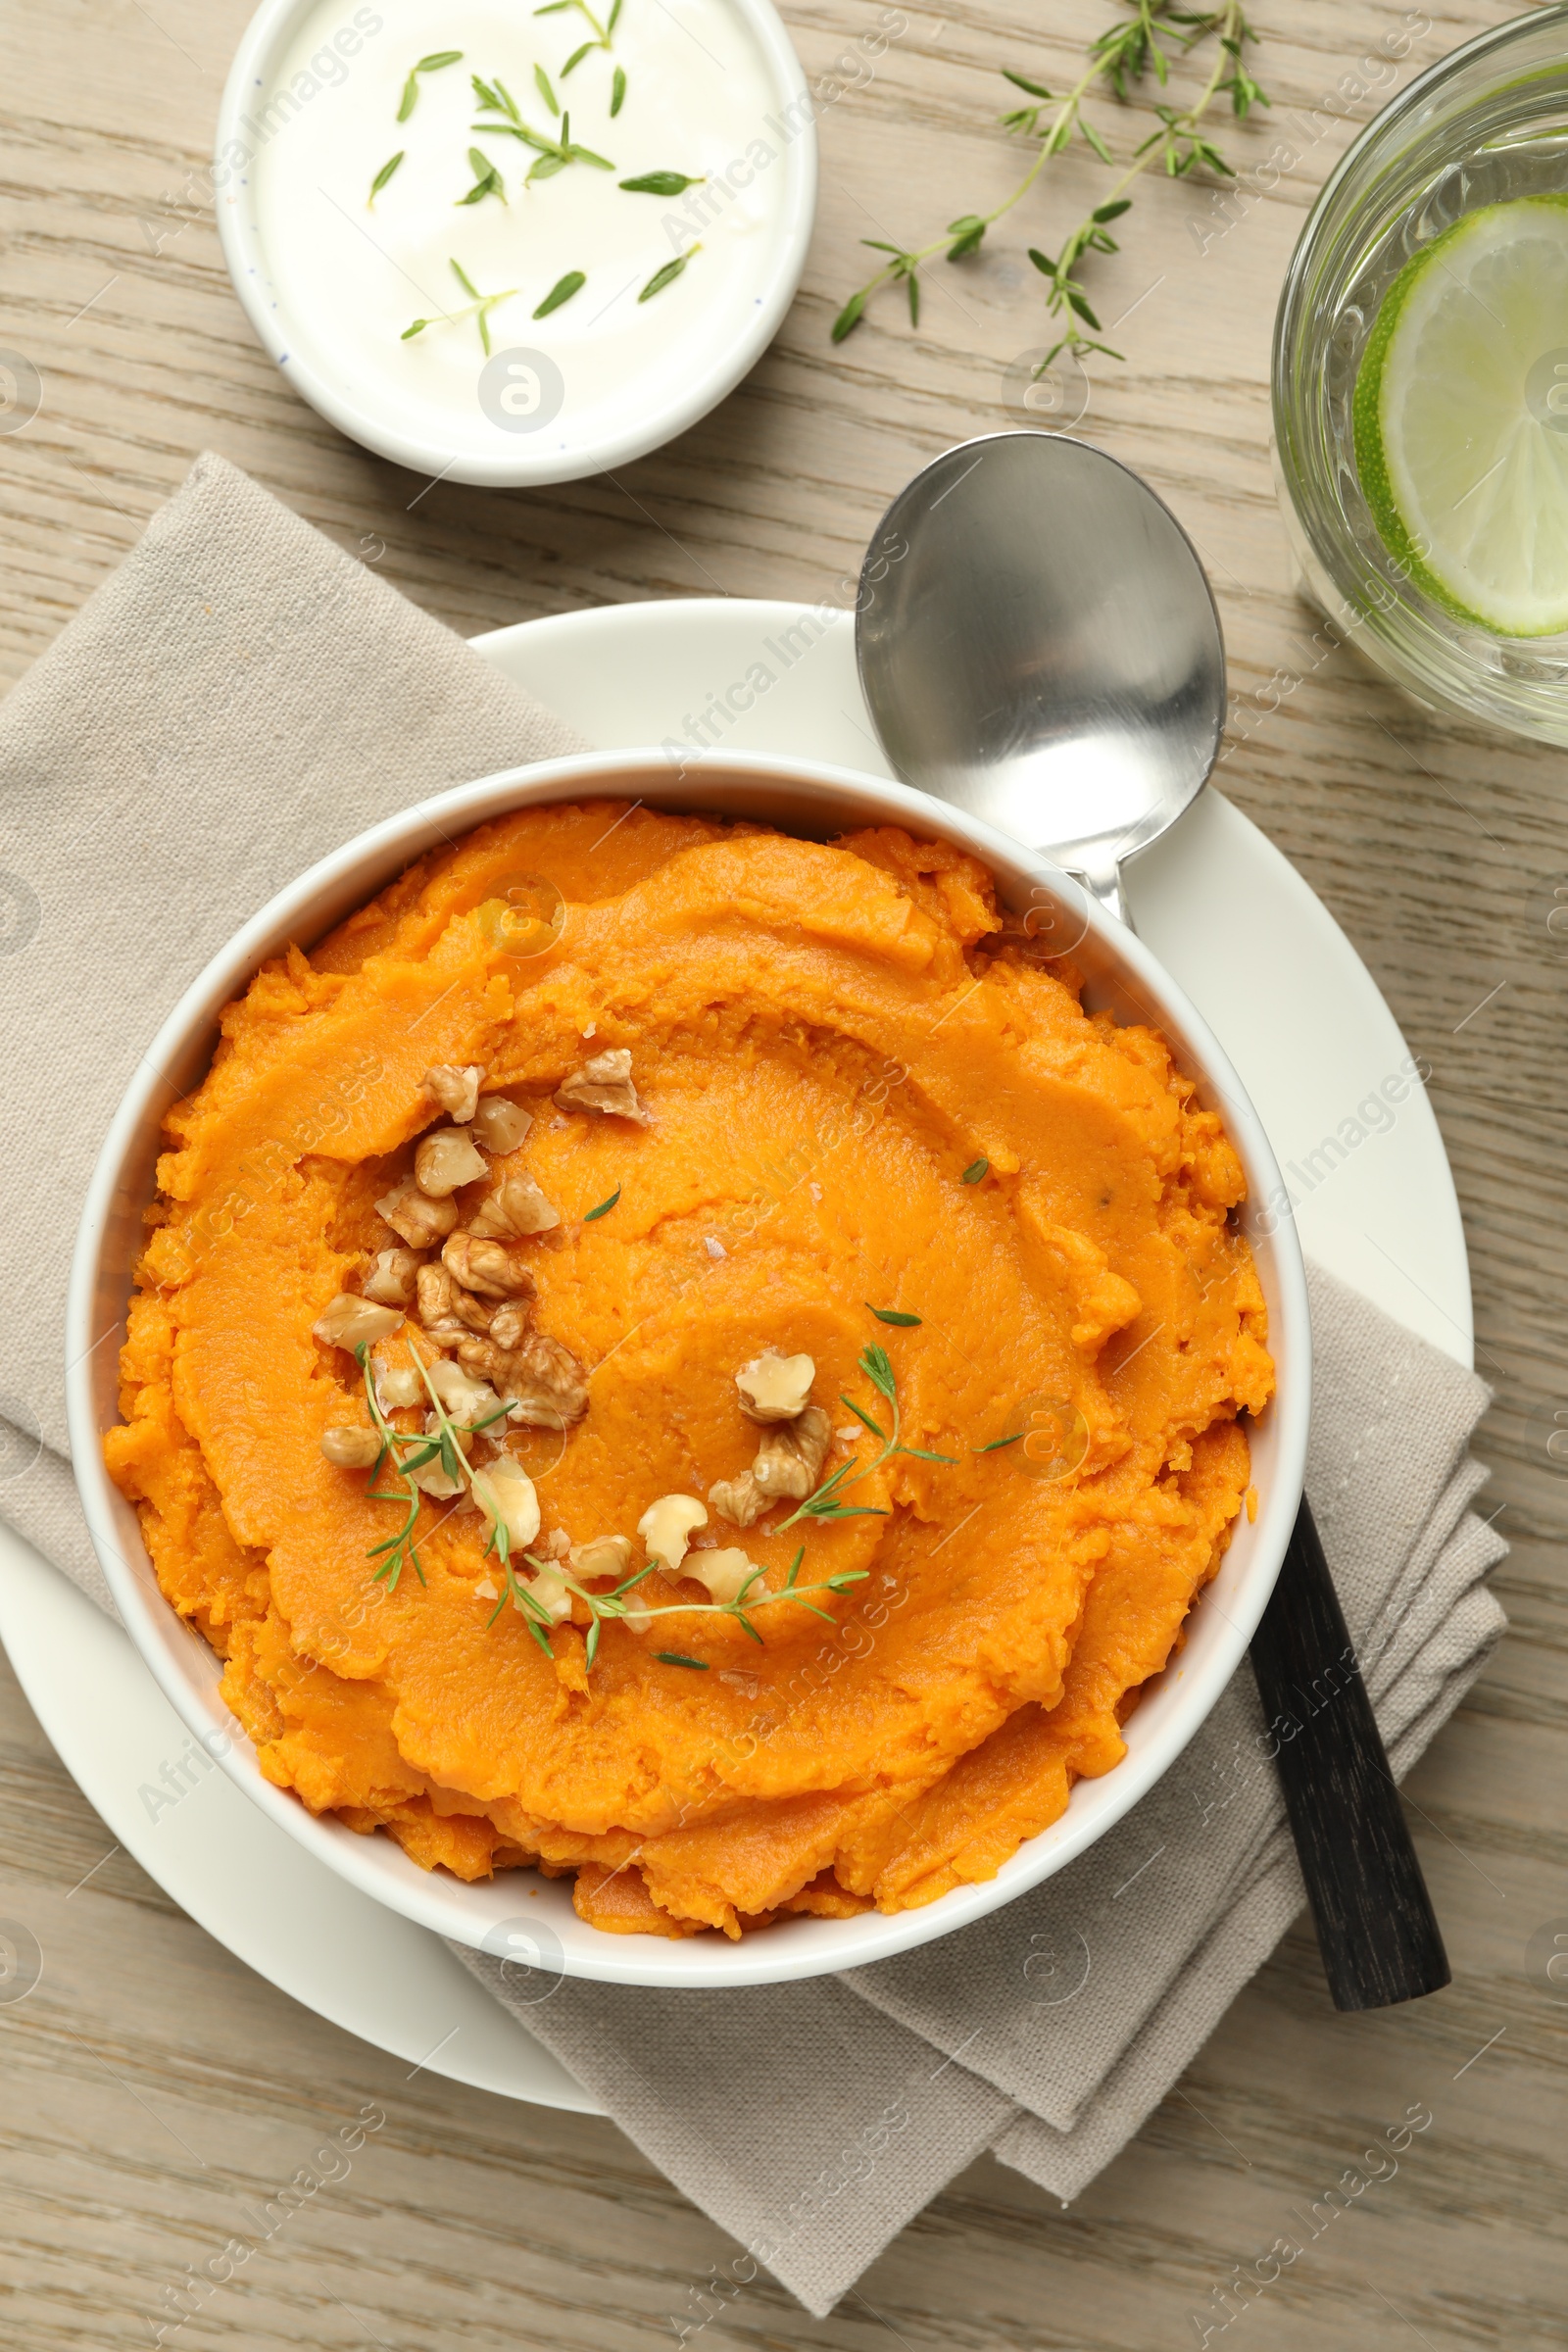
[416,1262,491,1344]
[709,1468,770,1528]
[375,1177,458,1249]
[567,1532,646,1631]
[312,1294,403,1351]
[441,1232,537,1300]
[372,1357,424,1410]
[736,1349,815,1423]
[421,1063,485,1124]
[426,1359,503,1426]
[472,1453,541,1552]
[637,1493,708,1574]
[468,1173,561,1239]
[521,1561,573,1625]
[685,1546,760,1605]
[541,1527,572,1562]
[753,1405,832,1501]
[415,1126,489,1198]
[471,1095,533,1153]
[555,1048,650,1124]
[458,1329,589,1428]
[362,1247,421,1307]
[319,1425,381,1468]
[487,1299,531,1352]
[571,1532,632,1581]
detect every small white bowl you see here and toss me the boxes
[213,0,816,485]
[68,753,1309,1989]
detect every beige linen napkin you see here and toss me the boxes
[0,455,1506,2317]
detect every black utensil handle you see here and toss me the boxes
[1249,1496,1449,2013]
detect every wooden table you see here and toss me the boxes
[2,2,1562,2344]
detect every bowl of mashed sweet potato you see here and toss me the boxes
[68,753,1308,1987]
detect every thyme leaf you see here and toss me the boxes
[534,270,586,317]
[619,170,704,195]
[368,151,404,205]
[961,1157,989,1183]
[640,248,699,301]
[655,1651,710,1669]
[867,1304,920,1326]
[584,1183,620,1220]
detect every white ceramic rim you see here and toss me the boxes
[213,0,818,486]
[67,750,1310,1988]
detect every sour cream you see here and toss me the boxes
[216,0,815,482]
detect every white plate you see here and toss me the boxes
[0,594,1471,2110]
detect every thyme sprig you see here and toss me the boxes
[402,259,519,355]
[487,1533,868,1669]
[355,1339,512,1592]
[536,0,628,116]
[775,1344,956,1532]
[471,75,615,180]
[831,0,1267,369]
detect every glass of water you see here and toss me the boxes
[1273,4,1568,743]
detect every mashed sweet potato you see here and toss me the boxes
[106,802,1273,1938]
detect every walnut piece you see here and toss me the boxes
[362,1247,421,1307]
[421,1063,485,1124]
[471,1095,533,1153]
[371,1351,423,1409]
[319,1425,381,1468]
[555,1048,650,1124]
[487,1300,531,1352]
[458,1329,589,1428]
[468,1173,561,1238]
[753,1405,832,1501]
[685,1546,760,1605]
[312,1294,404,1351]
[441,1232,537,1300]
[571,1532,632,1581]
[735,1349,815,1423]
[427,1359,503,1427]
[472,1454,541,1552]
[568,1532,643,1629]
[416,1262,491,1344]
[415,1126,489,1199]
[637,1493,708,1574]
[375,1177,458,1249]
[709,1468,770,1528]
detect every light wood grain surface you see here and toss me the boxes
[2,1,1564,2344]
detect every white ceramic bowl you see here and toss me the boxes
[68,752,1309,1988]
[213,0,816,486]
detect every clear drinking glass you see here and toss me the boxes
[1273,5,1568,743]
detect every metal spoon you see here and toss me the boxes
[856,431,1225,921]
[856,429,1449,2013]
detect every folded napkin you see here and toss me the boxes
[0,455,1507,2316]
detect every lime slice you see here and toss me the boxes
[1354,196,1568,637]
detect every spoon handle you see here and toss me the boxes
[1248,1497,1449,2012]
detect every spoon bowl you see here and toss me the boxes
[857,430,1226,916]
